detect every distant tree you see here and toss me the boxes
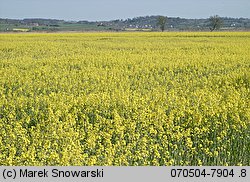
[209,15,223,31]
[157,16,167,32]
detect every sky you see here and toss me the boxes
[0,0,249,21]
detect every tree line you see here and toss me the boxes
[157,15,223,32]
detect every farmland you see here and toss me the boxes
[0,32,249,165]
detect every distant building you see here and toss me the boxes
[97,23,105,27]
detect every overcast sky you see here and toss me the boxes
[0,0,249,21]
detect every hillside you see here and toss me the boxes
[1,16,250,32]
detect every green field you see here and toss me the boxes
[0,22,109,32]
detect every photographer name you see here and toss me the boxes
[19,168,104,178]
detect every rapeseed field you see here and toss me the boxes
[0,32,249,165]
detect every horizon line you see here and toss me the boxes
[1,15,250,22]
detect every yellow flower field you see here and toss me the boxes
[0,32,249,165]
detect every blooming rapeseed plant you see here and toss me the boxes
[0,32,249,166]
